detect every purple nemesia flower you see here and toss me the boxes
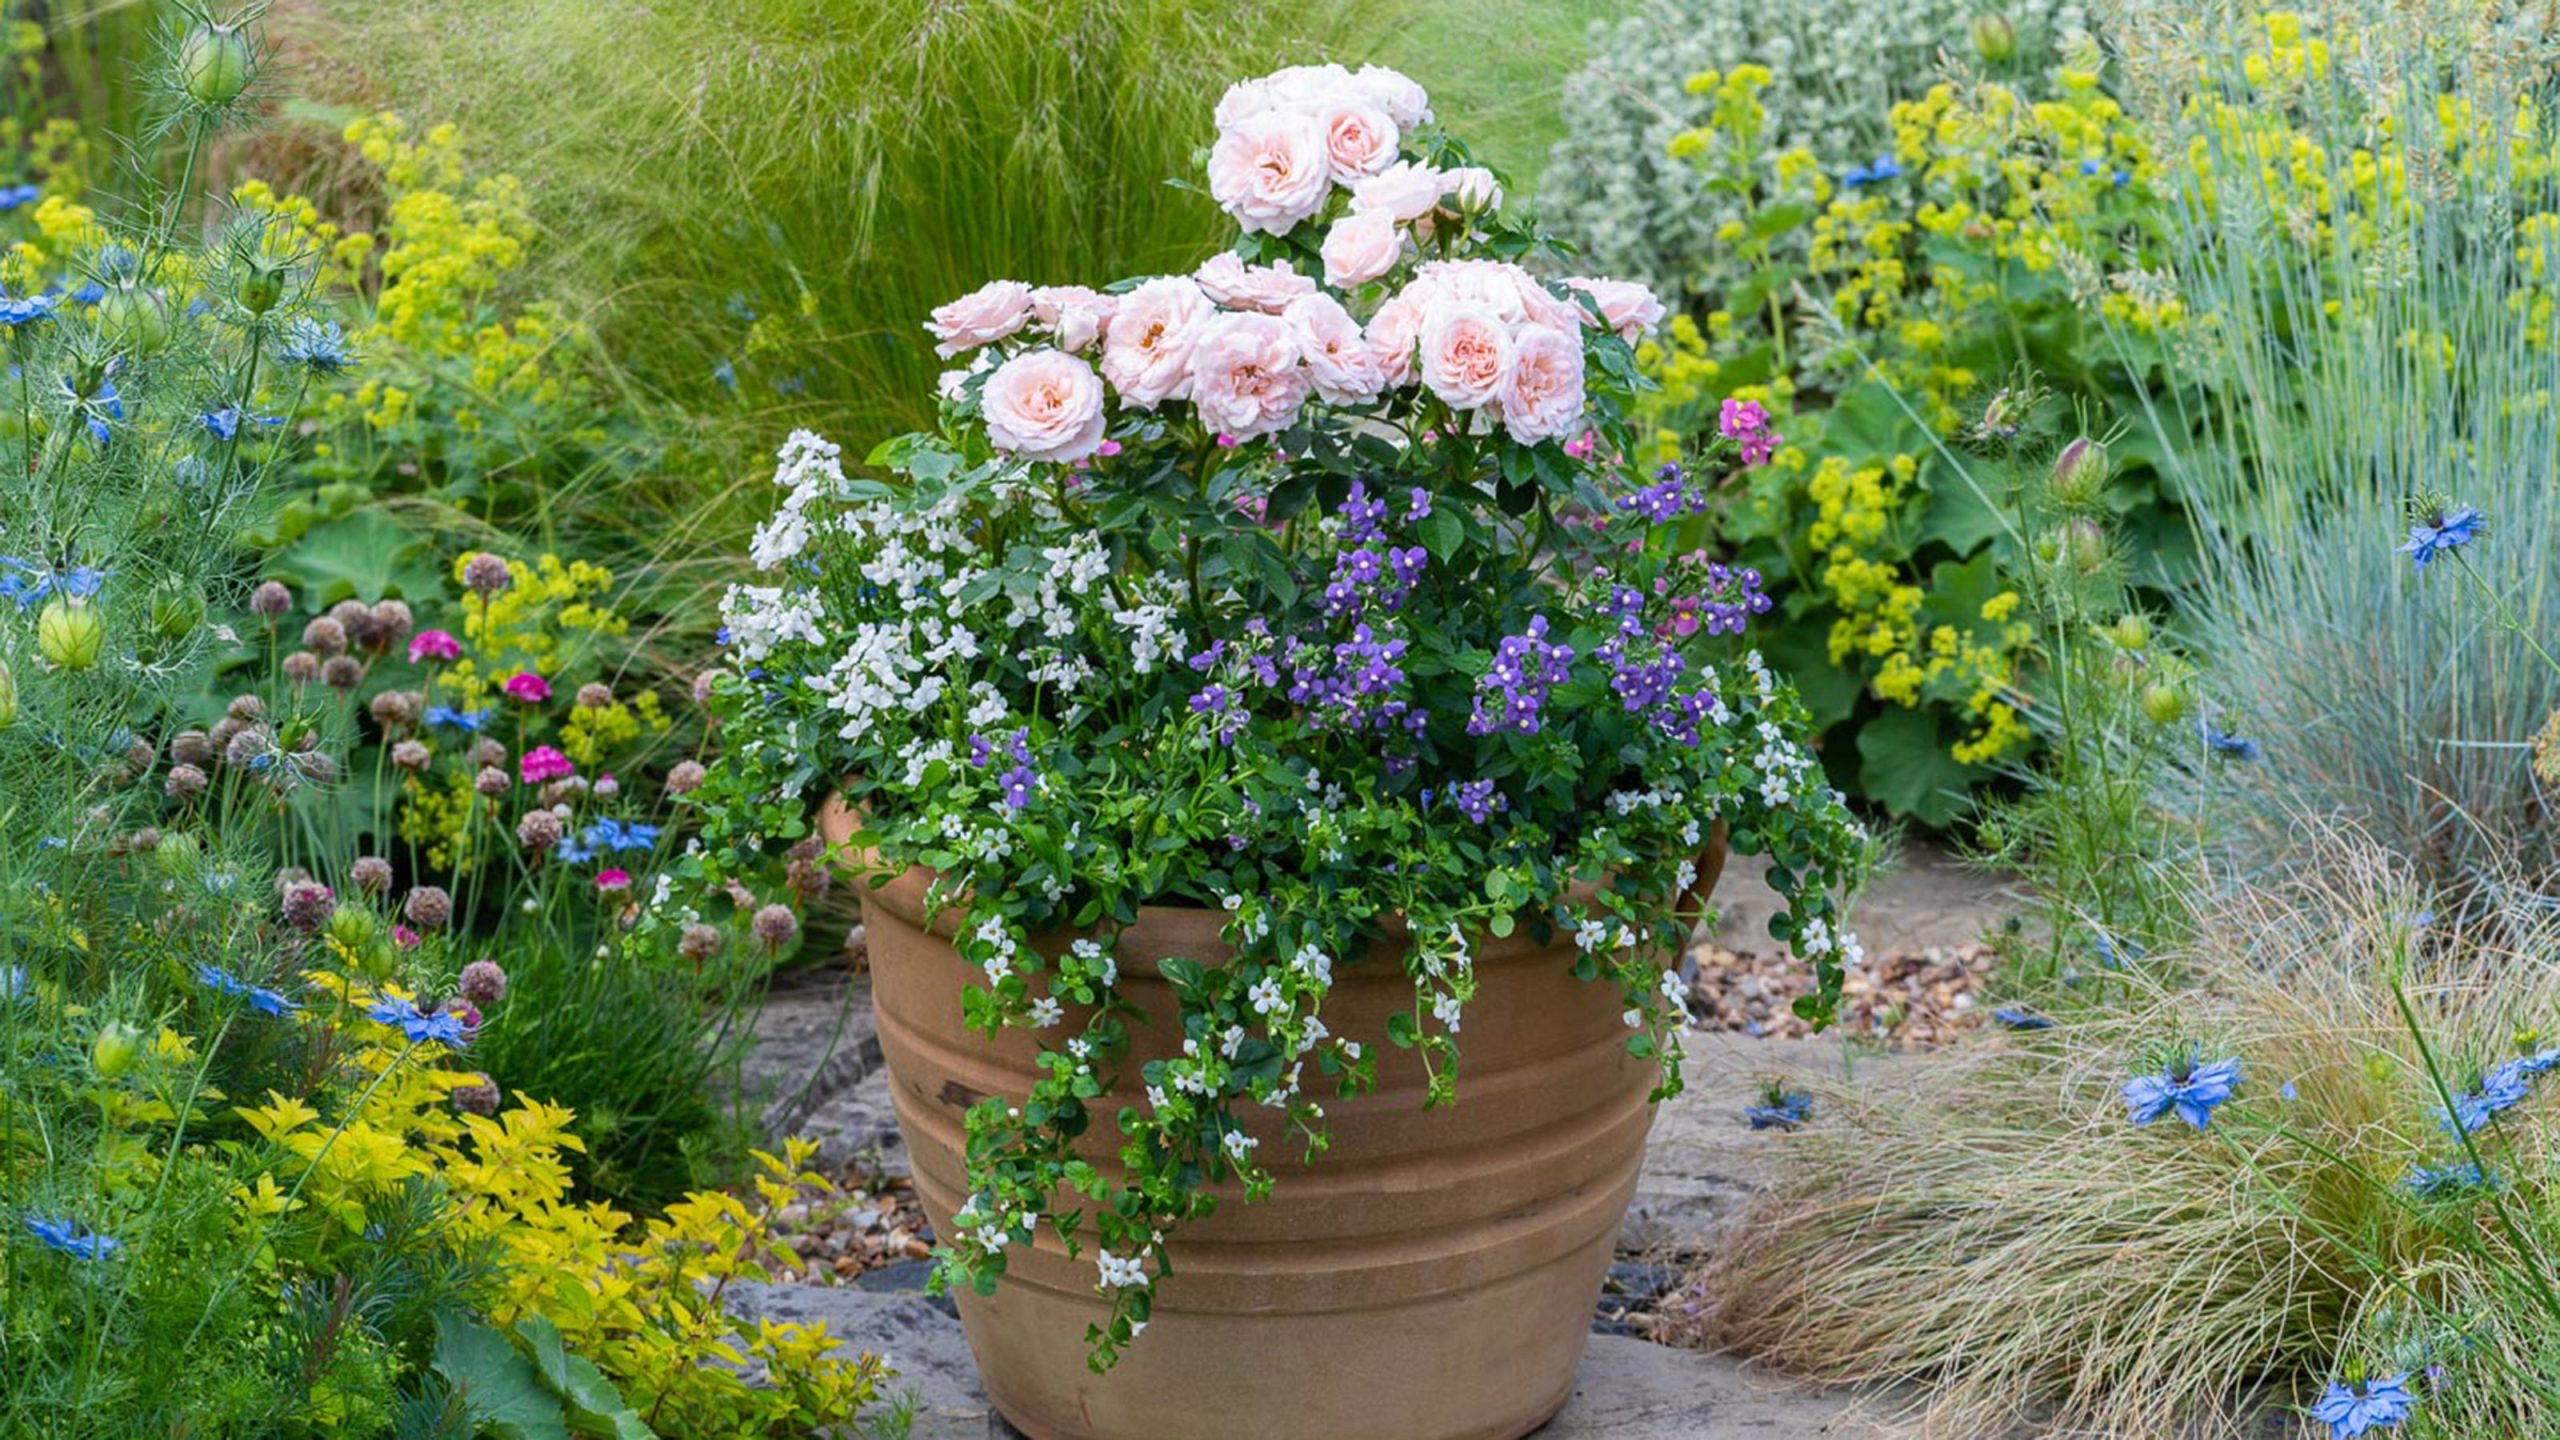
[1446,778,1507,824]
[1467,615,1574,737]
[1190,684,1246,745]
[1339,480,1390,544]
[992,728,1038,813]
[1408,487,1433,520]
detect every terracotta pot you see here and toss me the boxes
[820,796,1725,1440]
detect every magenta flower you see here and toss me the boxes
[595,868,633,894]
[502,671,552,703]
[409,629,462,664]
[1719,397,1780,467]
[393,924,421,949]
[519,745,577,785]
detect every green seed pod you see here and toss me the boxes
[153,830,204,879]
[0,657,16,731]
[238,255,289,315]
[358,938,397,984]
[2110,614,2151,652]
[2140,682,2191,727]
[96,282,174,353]
[92,1022,143,1079]
[327,902,380,952]
[176,23,255,107]
[1969,12,2018,63]
[148,579,206,643]
[38,597,105,671]
[2051,436,2111,504]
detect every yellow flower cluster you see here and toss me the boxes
[448,551,629,700]
[225,969,885,1433]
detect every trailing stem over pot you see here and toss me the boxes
[690,62,1868,1371]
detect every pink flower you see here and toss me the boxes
[1350,161,1447,222]
[1100,276,1213,407]
[502,672,552,703]
[925,279,1033,357]
[1029,284,1117,353]
[1353,64,1433,127]
[1284,293,1385,405]
[1443,166,1503,212]
[519,745,577,785]
[1206,110,1333,236]
[1499,325,1588,445]
[1720,396,1780,466]
[1320,210,1405,288]
[595,868,632,894]
[1365,283,1434,387]
[1563,429,1598,460]
[393,924,421,949]
[1235,493,1270,523]
[1418,303,1514,411]
[981,348,1109,464]
[409,629,462,664]
[1318,98,1399,182]
[1194,252,1318,314]
[1188,313,1310,443]
[1563,276,1666,343]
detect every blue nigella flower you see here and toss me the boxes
[581,818,662,854]
[0,290,60,329]
[2398,504,2483,570]
[2437,1060,2532,1134]
[2199,717,2262,762]
[368,995,470,1048]
[1992,1007,2055,1030]
[0,183,40,211]
[1743,1092,1813,1130]
[0,556,105,608]
[553,836,596,865]
[712,358,737,390]
[1842,155,1904,188]
[201,406,283,441]
[2122,1050,2243,1129]
[278,316,355,374]
[424,705,493,732]
[67,280,103,307]
[25,1215,119,1262]
[62,373,122,446]
[2404,1160,2498,1198]
[2281,1081,2299,1101]
[2309,1372,2416,1438]
[193,963,297,1017]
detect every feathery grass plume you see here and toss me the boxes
[2086,0,2560,910]
[1690,828,2560,1438]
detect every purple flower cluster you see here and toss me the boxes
[1190,683,1246,746]
[1467,615,1574,737]
[972,728,1040,813]
[1338,480,1390,543]
[1287,624,1423,737]
[1324,542,1428,620]
[1677,561,1771,637]
[1615,463,1716,525]
[1594,588,1726,747]
[1436,778,1507,823]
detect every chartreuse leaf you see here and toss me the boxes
[432,1312,571,1440]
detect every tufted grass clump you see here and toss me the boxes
[1693,833,2560,1437]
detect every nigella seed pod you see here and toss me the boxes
[176,22,255,106]
[38,597,105,671]
[2051,436,2110,504]
[2140,682,2192,727]
[92,1023,142,1079]
[326,902,378,952]
[1969,12,2018,63]
[149,579,206,642]
[238,254,289,316]
[95,282,174,354]
[0,657,17,731]
[2110,615,2151,652]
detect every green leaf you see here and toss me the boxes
[264,507,446,608]
[1854,706,1985,826]
[1418,505,1463,561]
[433,1312,571,1440]
[518,1316,656,1440]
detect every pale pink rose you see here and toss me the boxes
[1443,166,1504,212]
[1418,302,1513,411]
[1415,259,1532,327]
[1194,252,1318,314]
[1101,276,1213,407]
[1562,276,1666,342]
[1188,312,1309,442]
[1319,99,1398,182]
[1030,284,1118,353]
[1283,293,1384,405]
[1215,64,1355,129]
[1500,325,1587,444]
[1350,161,1447,223]
[1365,282,1436,387]
[1207,111,1334,237]
[1353,64,1434,128]
[1321,210,1406,288]
[982,348,1109,463]
[925,279,1033,358]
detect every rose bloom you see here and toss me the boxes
[1206,109,1334,236]
[1365,282,1434,387]
[1194,252,1318,314]
[1353,64,1433,128]
[1443,166,1504,212]
[1349,161,1447,222]
[1562,276,1666,343]
[1320,210,1405,288]
[501,671,552,703]
[1500,324,1587,444]
[1214,62,1355,129]
[981,348,1109,463]
[925,278,1033,358]
[1418,302,1514,411]
[408,629,461,664]
[1318,98,1398,182]
[1284,294,1384,406]
[1187,312,1310,442]
[1101,276,1214,407]
[1028,284,1117,353]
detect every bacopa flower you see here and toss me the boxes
[2310,1372,2416,1438]
[24,1215,118,1262]
[2122,1049,2243,1130]
[2397,503,2483,571]
[368,994,470,1048]
[519,745,577,785]
[193,962,296,1016]
[408,629,461,663]
[501,671,552,704]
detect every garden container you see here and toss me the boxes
[820,795,1724,1440]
